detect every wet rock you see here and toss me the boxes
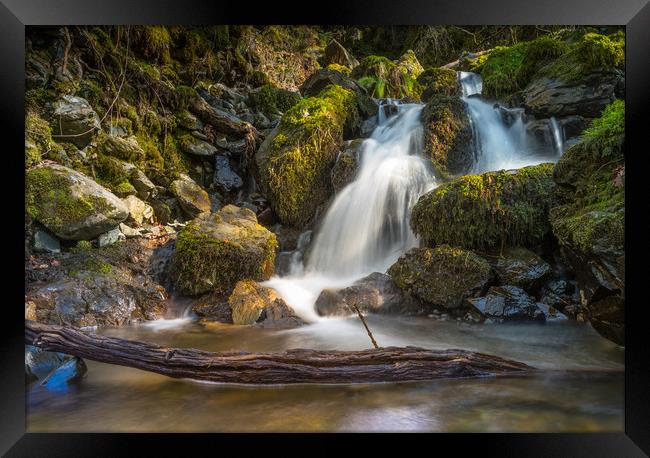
[256,298,306,329]
[122,195,154,226]
[322,39,359,69]
[585,295,624,346]
[170,205,278,296]
[522,71,622,118]
[40,357,87,390]
[97,227,125,247]
[388,246,492,310]
[421,95,473,178]
[228,280,283,325]
[170,174,211,218]
[331,139,363,193]
[315,272,422,317]
[51,95,101,148]
[360,115,378,138]
[485,247,552,293]
[26,162,129,240]
[192,291,232,323]
[466,286,545,322]
[25,345,67,380]
[213,155,243,192]
[535,302,569,322]
[34,229,61,254]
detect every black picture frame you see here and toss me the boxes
[3,0,649,455]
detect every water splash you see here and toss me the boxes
[550,117,565,156]
[264,102,436,322]
[459,71,557,173]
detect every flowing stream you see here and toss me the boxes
[26,72,620,433]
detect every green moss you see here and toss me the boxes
[247,84,301,116]
[326,63,351,76]
[257,84,359,226]
[539,31,625,82]
[352,54,421,99]
[582,99,625,157]
[139,26,172,63]
[25,112,57,168]
[94,154,131,188]
[114,181,137,196]
[470,42,528,99]
[171,210,278,295]
[421,95,472,178]
[26,167,113,238]
[411,163,557,250]
[417,67,458,99]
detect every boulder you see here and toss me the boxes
[330,139,363,193]
[421,95,473,178]
[585,295,624,346]
[97,227,125,247]
[130,169,157,201]
[25,345,67,380]
[388,246,492,310]
[170,205,278,296]
[522,71,622,118]
[26,162,129,240]
[170,174,211,218]
[34,229,61,254]
[315,272,421,317]
[40,357,88,390]
[180,136,218,157]
[411,163,556,250]
[227,280,302,327]
[466,285,546,322]
[192,291,232,323]
[98,135,145,163]
[51,95,101,148]
[484,247,552,293]
[122,195,154,226]
[26,262,166,327]
[213,155,243,193]
[256,85,360,227]
[417,67,461,101]
[299,69,377,118]
[322,39,359,69]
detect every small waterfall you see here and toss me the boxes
[458,71,557,173]
[265,102,436,321]
[550,117,565,156]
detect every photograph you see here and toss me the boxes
[19,21,633,437]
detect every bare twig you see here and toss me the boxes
[347,303,379,349]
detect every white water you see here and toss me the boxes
[265,102,436,322]
[459,71,555,173]
[550,116,565,156]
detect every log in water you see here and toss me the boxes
[25,320,534,384]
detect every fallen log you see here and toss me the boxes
[441,49,492,69]
[25,320,534,384]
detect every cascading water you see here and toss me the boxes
[265,101,436,322]
[459,71,556,173]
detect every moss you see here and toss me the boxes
[550,100,625,255]
[246,84,301,117]
[540,31,624,82]
[170,208,278,296]
[388,245,491,309]
[421,95,472,178]
[582,99,625,157]
[138,26,172,63]
[114,181,137,196]
[470,42,528,99]
[417,67,458,99]
[352,54,422,99]
[25,112,57,168]
[412,163,557,250]
[326,63,351,76]
[26,167,114,238]
[94,154,131,188]
[257,84,359,226]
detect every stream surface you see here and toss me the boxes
[27,316,623,432]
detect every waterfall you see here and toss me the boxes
[458,71,556,173]
[264,102,436,321]
[550,117,565,156]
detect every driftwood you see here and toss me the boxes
[25,320,534,384]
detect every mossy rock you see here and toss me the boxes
[388,245,492,310]
[247,84,302,117]
[549,100,624,338]
[326,63,351,76]
[26,162,129,240]
[411,163,557,250]
[26,112,57,168]
[417,67,460,101]
[97,135,146,163]
[170,205,278,296]
[352,51,423,99]
[421,94,473,178]
[322,39,359,70]
[170,174,211,218]
[256,84,359,227]
[50,95,101,148]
